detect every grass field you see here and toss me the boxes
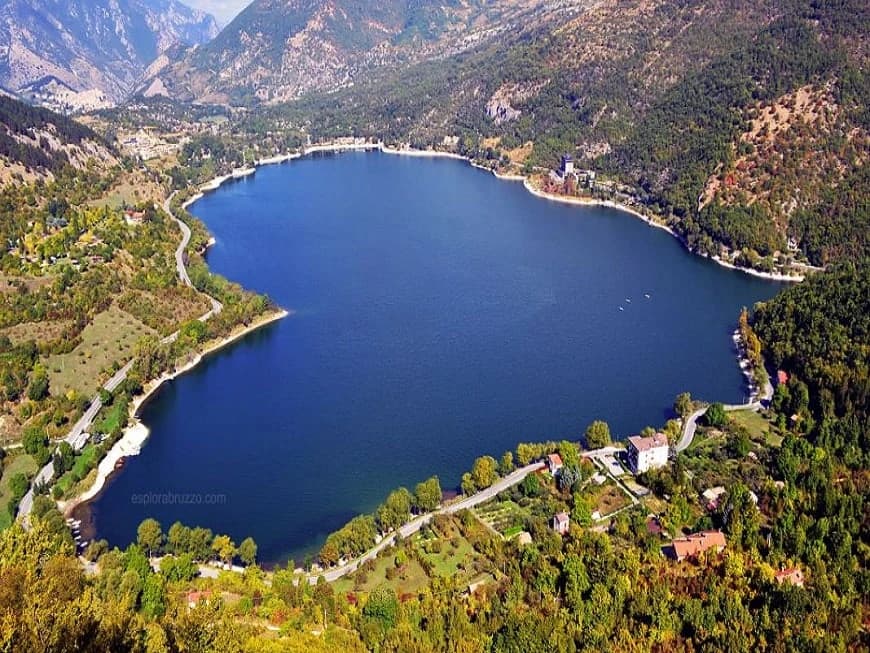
[1,319,74,346]
[0,452,37,530]
[332,553,430,597]
[728,409,782,446]
[45,305,157,397]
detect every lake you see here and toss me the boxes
[85,151,783,564]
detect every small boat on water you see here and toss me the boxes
[618,306,624,311]
[644,293,651,299]
[625,298,631,303]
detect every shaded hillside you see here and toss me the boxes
[0,95,117,179]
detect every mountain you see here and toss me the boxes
[139,0,578,104]
[276,0,868,269]
[0,93,117,183]
[0,0,219,111]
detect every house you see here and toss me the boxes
[702,486,727,510]
[668,530,727,561]
[774,567,805,587]
[626,433,669,474]
[547,453,564,475]
[777,370,789,385]
[124,209,147,225]
[552,512,570,535]
[187,590,213,609]
[561,154,574,176]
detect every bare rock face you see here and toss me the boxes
[0,0,219,111]
[486,82,549,125]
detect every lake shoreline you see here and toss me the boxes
[61,308,290,519]
[188,142,804,284]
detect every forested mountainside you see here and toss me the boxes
[138,0,578,104]
[273,0,868,269]
[0,95,117,181]
[0,0,218,110]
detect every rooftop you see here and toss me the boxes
[627,433,669,452]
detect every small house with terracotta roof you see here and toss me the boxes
[552,512,570,535]
[547,453,564,475]
[667,530,727,561]
[774,568,805,587]
[186,590,213,609]
[777,370,789,386]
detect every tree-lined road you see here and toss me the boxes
[307,462,545,584]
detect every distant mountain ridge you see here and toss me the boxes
[0,0,219,111]
[138,0,578,104]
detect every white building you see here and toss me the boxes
[552,512,570,535]
[626,433,669,474]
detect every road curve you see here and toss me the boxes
[308,462,546,584]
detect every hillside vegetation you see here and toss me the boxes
[274,0,868,269]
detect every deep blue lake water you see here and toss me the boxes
[86,152,783,564]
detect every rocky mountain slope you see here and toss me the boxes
[139,0,583,104]
[0,0,219,111]
[0,94,117,183]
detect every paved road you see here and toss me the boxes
[164,193,223,316]
[18,195,222,521]
[307,462,545,584]
[676,389,773,453]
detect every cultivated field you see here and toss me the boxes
[45,305,157,397]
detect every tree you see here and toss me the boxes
[238,537,258,566]
[137,519,163,558]
[499,451,515,475]
[22,425,48,456]
[521,472,541,497]
[571,493,593,526]
[471,455,498,489]
[585,420,611,449]
[516,443,536,466]
[361,584,399,643]
[141,573,166,619]
[704,402,727,427]
[27,364,49,401]
[319,540,339,567]
[557,440,580,467]
[188,526,213,561]
[376,487,412,532]
[167,521,191,555]
[413,476,442,512]
[674,392,693,418]
[212,535,236,566]
[52,441,74,475]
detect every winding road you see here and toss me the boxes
[307,462,545,584]
[675,377,774,453]
[17,194,221,521]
